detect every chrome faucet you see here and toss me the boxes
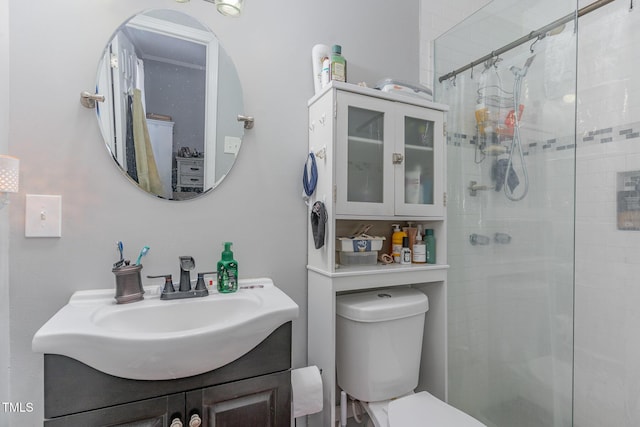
[147,256,212,300]
[178,256,195,292]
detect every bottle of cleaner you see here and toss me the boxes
[412,231,426,264]
[425,229,436,264]
[217,242,238,293]
[391,224,407,264]
[330,45,346,83]
[321,56,330,88]
[400,237,412,265]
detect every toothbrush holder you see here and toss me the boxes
[112,264,145,304]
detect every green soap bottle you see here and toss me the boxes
[425,229,436,264]
[330,44,346,83]
[217,242,238,293]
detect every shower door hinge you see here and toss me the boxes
[443,192,447,207]
[110,53,118,69]
[443,122,447,137]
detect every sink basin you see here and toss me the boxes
[32,278,298,380]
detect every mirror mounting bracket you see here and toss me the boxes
[237,115,254,129]
[80,91,105,109]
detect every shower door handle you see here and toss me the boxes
[392,153,404,164]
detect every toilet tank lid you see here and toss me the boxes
[336,288,428,322]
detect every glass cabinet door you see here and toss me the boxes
[335,92,394,216]
[395,104,444,217]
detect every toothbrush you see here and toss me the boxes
[135,246,150,265]
[116,241,124,262]
[113,241,125,268]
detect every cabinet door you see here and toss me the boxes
[335,91,395,216]
[44,393,184,427]
[394,104,445,217]
[186,371,291,427]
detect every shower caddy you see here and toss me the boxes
[305,81,449,427]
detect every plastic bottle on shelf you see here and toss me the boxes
[412,229,426,264]
[400,237,412,265]
[321,56,330,88]
[330,45,347,83]
[391,224,407,264]
[425,229,436,264]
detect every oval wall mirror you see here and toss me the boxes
[95,9,244,200]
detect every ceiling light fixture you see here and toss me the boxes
[205,0,244,17]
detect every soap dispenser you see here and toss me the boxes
[217,242,238,293]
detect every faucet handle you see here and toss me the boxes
[195,271,216,291]
[147,274,175,293]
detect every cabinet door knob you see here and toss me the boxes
[189,413,202,427]
[170,418,183,427]
[392,153,404,164]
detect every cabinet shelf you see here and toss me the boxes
[308,262,448,278]
[406,144,434,152]
[348,135,383,145]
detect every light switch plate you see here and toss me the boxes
[224,136,241,155]
[25,194,62,238]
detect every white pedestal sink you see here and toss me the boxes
[32,278,298,380]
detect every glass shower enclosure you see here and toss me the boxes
[434,1,577,426]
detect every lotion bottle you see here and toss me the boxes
[412,230,426,264]
[217,242,238,293]
[391,224,407,264]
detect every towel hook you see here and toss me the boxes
[80,91,105,109]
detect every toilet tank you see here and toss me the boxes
[336,287,429,402]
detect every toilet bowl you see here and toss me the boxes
[336,288,486,427]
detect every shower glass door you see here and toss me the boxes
[434,0,578,426]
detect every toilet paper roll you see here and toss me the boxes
[291,365,323,418]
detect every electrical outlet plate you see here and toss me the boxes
[25,194,62,238]
[223,136,241,155]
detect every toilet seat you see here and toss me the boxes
[364,392,486,427]
[387,392,486,427]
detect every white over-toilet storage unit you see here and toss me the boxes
[306,81,449,426]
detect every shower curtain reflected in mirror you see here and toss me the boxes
[436,8,577,427]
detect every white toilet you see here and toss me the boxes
[336,287,486,427]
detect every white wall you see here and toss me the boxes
[0,0,10,424]
[419,0,491,89]
[4,0,420,424]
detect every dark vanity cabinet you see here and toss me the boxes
[43,323,292,427]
